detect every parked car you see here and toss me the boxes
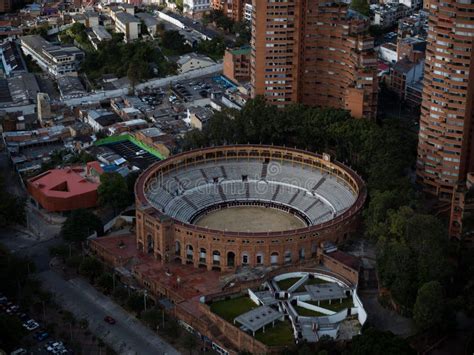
[10,348,27,355]
[104,316,116,324]
[34,331,49,342]
[23,319,39,331]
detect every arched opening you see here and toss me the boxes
[256,253,263,265]
[311,242,318,257]
[146,234,154,254]
[284,251,292,264]
[199,248,207,263]
[299,247,305,260]
[175,240,181,256]
[227,251,235,267]
[270,252,278,265]
[186,245,193,261]
[137,242,143,252]
[212,250,221,266]
[242,253,249,265]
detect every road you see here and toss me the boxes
[60,63,223,107]
[39,271,179,355]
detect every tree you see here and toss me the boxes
[97,273,114,293]
[98,172,131,213]
[79,257,103,282]
[351,0,370,16]
[181,333,197,355]
[413,281,445,332]
[350,327,414,355]
[0,314,27,352]
[141,308,161,330]
[61,209,102,242]
[126,293,145,314]
[0,174,25,227]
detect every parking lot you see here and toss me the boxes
[1,292,72,355]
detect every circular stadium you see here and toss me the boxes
[135,145,366,270]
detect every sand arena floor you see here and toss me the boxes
[194,206,307,232]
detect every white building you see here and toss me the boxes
[183,0,211,17]
[373,4,411,28]
[176,53,215,74]
[399,0,422,9]
[379,42,398,63]
[115,12,141,42]
[20,35,84,78]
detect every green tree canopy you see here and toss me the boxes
[0,314,27,352]
[79,257,103,281]
[350,327,414,355]
[351,0,370,16]
[98,172,131,213]
[413,281,445,332]
[61,209,102,242]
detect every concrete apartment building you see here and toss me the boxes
[416,0,474,240]
[20,35,84,78]
[115,11,141,42]
[250,0,378,119]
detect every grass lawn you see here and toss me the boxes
[255,320,294,346]
[294,305,326,317]
[308,297,354,312]
[210,296,257,322]
[276,277,301,290]
[295,277,330,292]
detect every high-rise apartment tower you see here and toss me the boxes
[250,0,378,119]
[417,0,474,200]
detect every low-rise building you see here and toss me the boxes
[378,42,397,63]
[115,12,141,42]
[187,106,213,130]
[223,46,250,83]
[27,165,100,212]
[20,35,84,77]
[176,53,214,74]
[397,36,426,61]
[0,40,27,77]
[373,4,411,28]
[135,12,159,36]
[389,56,424,100]
[183,0,211,18]
[82,109,121,132]
[57,75,87,100]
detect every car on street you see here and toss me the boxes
[34,331,49,342]
[104,315,116,324]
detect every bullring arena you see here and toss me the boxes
[134,145,367,271]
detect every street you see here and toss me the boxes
[39,271,179,355]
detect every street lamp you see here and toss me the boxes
[143,290,148,312]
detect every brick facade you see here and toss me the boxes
[134,145,366,271]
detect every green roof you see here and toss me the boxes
[229,46,251,56]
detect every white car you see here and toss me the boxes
[23,319,39,331]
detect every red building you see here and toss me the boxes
[27,164,100,212]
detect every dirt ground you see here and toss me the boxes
[195,206,306,232]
